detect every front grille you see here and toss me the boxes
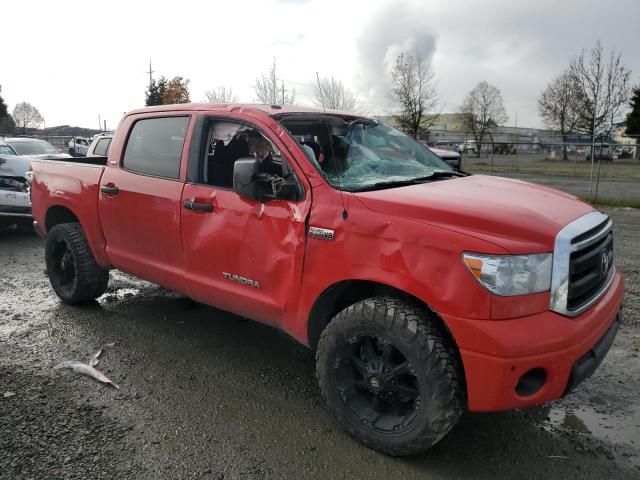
[567,232,613,311]
[550,211,614,316]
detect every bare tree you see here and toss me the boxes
[569,41,631,198]
[538,70,581,159]
[389,52,438,135]
[570,41,631,140]
[255,58,295,105]
[460,81,508,156]
[313,75,358,112]
[12,102,44,134]
[204,86,238,103]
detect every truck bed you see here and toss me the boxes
[30,159,110,266]
[60,155,108,166]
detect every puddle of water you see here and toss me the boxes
[528,403,640,465]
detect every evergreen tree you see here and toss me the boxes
[0,85,11,133]
[625,86,640,136]
[145,77,167,106]
[0,85,8,119]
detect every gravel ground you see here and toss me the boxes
[1,206,639,479]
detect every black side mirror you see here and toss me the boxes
[233,156,261,201]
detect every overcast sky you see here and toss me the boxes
[2,0,639,130]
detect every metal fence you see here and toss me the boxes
[1,126,103,153]
[409,131,639,203]
[416,131,639,161]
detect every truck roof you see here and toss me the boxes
[125,103,359,119]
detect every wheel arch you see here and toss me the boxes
[307,280,462,358]
[43,203,110,268]
[45,204,80,232]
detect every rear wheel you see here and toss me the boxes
[45,223,109,304]
[316,297,465,456]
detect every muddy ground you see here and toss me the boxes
[1,206,639,479]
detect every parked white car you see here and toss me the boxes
[87,132,113,157]
[68,137,91,156]
[459,140,477,153]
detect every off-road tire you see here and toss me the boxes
[45,223,109,304]
[316,297,465,456]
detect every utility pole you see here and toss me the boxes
[147,60,155,90]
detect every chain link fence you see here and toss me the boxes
[0,126,103,153]
[410,130,639,204]
[417,131,639,160]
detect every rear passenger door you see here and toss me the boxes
[98,114,192,293]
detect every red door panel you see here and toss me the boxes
[98,168,186,293]
[180,184,308,326]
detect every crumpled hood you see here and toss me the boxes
[355,175,595,253]
[0,155,32,177]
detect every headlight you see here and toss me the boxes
[462,252,552,296]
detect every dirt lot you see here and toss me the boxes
[1,206,639,479]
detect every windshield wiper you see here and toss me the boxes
[421,170,468,178]
[350,170,467,192]
[351,179,419,191]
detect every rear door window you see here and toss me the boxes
[123,116,189,179]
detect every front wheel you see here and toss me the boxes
[316,297,465,456]
[45,223,109,304]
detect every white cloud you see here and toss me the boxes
[1,0,638,129]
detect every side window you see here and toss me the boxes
[204,120,282,188]
[94,138,111,156]
[123,116,189,179]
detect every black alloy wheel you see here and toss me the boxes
[333,334,421,435]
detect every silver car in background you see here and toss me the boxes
[0,154,32,232]
[2,137,72,160]
[0,137,71,232]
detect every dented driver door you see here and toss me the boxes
[180,117,310,327]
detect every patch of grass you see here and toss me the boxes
[584,198,640,209]
[466,163,640,180]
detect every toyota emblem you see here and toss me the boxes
[601,250,610,274]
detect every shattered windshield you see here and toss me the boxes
[280,116,453,191]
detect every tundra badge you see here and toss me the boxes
[309,227,335,241]
[223,272,260,288]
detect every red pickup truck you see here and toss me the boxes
[30,104,623,456]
